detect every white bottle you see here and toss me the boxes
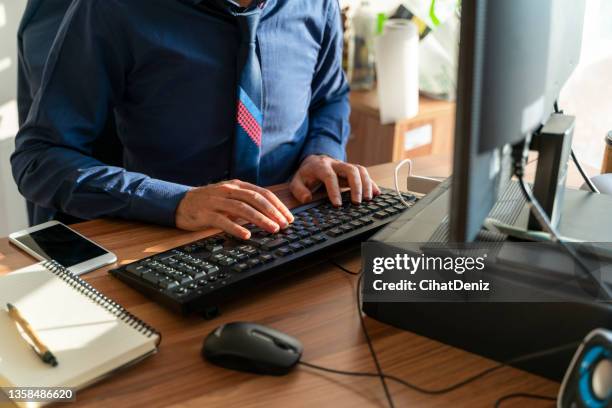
[375,19,420,124]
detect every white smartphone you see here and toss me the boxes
[9,221,117,275]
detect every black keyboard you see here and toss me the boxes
[110,188,418,315]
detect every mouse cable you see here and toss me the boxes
[493,392,556,408]
[355,273,396,408]
[317,262,580,401]
[553,101,600,194]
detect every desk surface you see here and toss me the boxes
[1,156,582,408]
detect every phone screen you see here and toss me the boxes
[14,224,108,267]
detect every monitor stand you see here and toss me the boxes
[363,179,612,381]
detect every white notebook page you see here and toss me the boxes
[0,263,157,390]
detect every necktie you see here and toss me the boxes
[231,4,264,184]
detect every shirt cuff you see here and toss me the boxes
[129,178,192,227]
[300,136,346,163]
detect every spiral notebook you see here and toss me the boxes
[0,261,160,404]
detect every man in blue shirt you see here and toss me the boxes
[12,0,379,240]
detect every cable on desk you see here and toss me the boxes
[300,335,578,395]
[355,273,395,408]
[328,259,361,275]
[321,261,579,403]
[493,392,556,408]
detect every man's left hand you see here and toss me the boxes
[290,155,381,206]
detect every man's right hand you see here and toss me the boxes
[175,179,294,240]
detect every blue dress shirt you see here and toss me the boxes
[12,0,350,227]
[17,0,125,226]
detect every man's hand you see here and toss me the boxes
[290,155,381,206]
[175,179,294,239]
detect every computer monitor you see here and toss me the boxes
[449,0,586,242]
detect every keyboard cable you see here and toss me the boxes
[394,159,414,208]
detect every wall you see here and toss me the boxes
[0,0,28,235]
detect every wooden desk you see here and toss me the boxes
[0,158,563,408]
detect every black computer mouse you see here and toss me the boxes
[202,322,303,376]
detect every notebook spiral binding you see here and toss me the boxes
[42,260,161,344]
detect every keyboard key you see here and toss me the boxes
[178,275,192,284]
[373,211,390,219]
[360,217,374,225]
[232,263,249,273]
[204,265,220,274]
[238,245,258,257]
[233,251,249,261]
[262,238,289,251]
[259,254,274,263]
[226,249,241,257]
[275,247,293,257]
[126,264,151,276]
[285,234,300,243]
[289,243,304,252]
[301,238,315,247]
[142,272,161,285]
[312,234,328,243]
[249,236,273,248]
[283,228,296,236]
[185,270,206,280]
[219,257,236,266]
[247,258,261,268]
[339,224,354,233]
[206,244,224,253]
[349,220,364,228]
[297,230,311,239]
[211,253,225,262]
[327,228,343,237]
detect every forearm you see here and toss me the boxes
[303,0,351,163]
[11,139,190,226]
[302,89,350,162]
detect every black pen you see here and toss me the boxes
[6,303,58,367]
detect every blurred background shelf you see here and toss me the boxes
[347,89,455,166]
